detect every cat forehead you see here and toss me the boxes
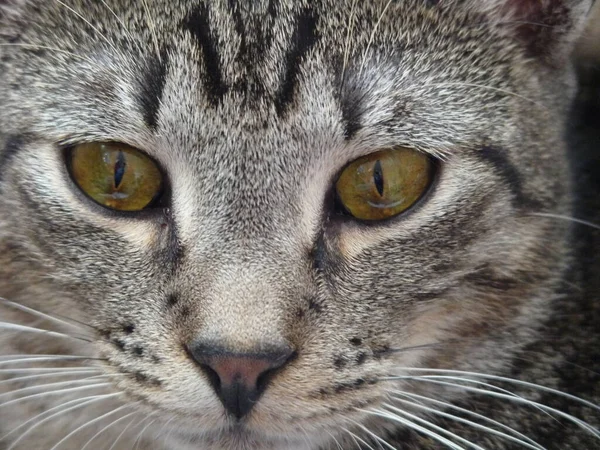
[4,0,522,159]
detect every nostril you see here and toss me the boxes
[185,341,295,419]
[199,362,221,395]
[255,350,297,394]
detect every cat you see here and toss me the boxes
[0,0,599,449]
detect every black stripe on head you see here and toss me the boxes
[477,146,541,209]
[0,134,27,184]
[182,4,229,106]
[274,7,319,117]
[137,47,169,131]
[339,81,363,140]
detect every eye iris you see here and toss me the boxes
[69,143,163,212]
[335,147,432,221]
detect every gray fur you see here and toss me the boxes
[0,0,598,449]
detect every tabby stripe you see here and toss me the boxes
[477,146,540,209]
[275,7,319,116]
[182,3,229,106]
[0,134,26,183]
[137,47,169,131]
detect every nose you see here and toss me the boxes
[187,342,295,419]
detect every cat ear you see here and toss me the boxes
[467,0,594,65]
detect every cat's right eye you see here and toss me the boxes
[67,142,164,212]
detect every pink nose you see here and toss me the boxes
[187,343,295,419]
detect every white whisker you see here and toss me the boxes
[140,0,162,62]
[53,0,120,54]
[383,402,488,450]
[3,393,121,449]
[348,419,398,450]
[425,82,542,107]
[359,0,394,75]
[0,322,92,342]
[48,403,132,450]
[0,356,97,366]
[529,212,600,231]
[342,427,376,450]
[362,409,466,450]
[389,390,544,449]
[0,370,101,386]
[0,367,101,374]
[393,377,600,439]
[386,368,600,413]
[0,298,90,334]
[0,377,108,401]
[133,416,159,450]
[0,382,112,409]
[81,410,138,450]
[98,0,142,53]
[341,0,359,87]
[108,415,139,450]
[326,430,344,450]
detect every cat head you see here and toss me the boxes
[0,0,593,448]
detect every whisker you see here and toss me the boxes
[53,0,120,54]
[133,415,159,450]
[387,368,600,413]
[411,375,554,421]
[341,0,359,88]
[388,342,458,354]
[0,382,112,409]
[0,367,102,374]
[48,403,133,450]
[140,0,162,62]
[389,390,544,449]
[359,0,394,75]
[392,377,600,439]
[347,419,398,450]
[341,427,362,450]
[0,321,93,343]
[0,298,90,334]
[425,82,542,107]
[297,424,313,450]
[361,409,464,450]
[3,393,121,448]
[97,0,142,53]
[326,430,344,450]
[382,402,485,450]
[108,415,139,450]
[0,377,111,401]
[80,410,138,450]
[528,212,600,231]
[342,427,376,450]
[0,369,101,386]
[0,356,100,366]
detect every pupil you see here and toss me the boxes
[373,160,384,196]
[114,151,126,189]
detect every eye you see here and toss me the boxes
[335,147,433,221]
[68,142,164,211]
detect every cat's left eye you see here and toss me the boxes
[67,142,164,212]
[335,147,433,221]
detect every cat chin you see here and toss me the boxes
[162,425,321,450]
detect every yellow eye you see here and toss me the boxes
[68,142,163,211]
[335,147,433,221]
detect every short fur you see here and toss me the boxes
[0,1,598,449]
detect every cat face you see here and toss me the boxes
[0,0,594,449]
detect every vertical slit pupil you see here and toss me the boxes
[373,160,384,196]
[114,150,126,189]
